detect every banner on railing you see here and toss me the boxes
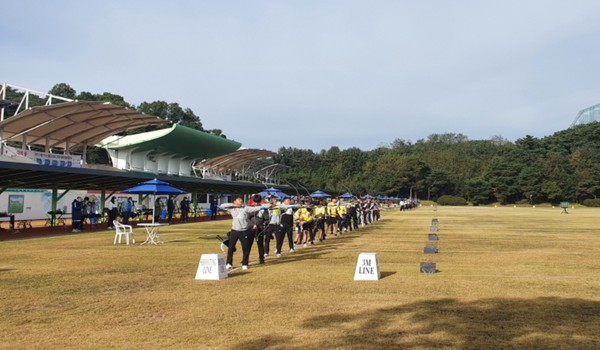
[2,145,81,168]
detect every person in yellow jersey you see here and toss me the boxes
[326,197,340,236]
[313,200,326,241]
[294,198,315,247]
[337,200,348,233]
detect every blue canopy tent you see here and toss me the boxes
[122,178,186,224]
[339,192,354,199]
[258,187,289,199]
[310,190,331,198]
[362,194,375,199]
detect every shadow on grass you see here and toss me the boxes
[380,271,396,279]
[163,239,193,243]
[257,235,361,268]
[236,297,600,349]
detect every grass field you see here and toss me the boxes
[1,206,599,349]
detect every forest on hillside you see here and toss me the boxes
[276,125,600,205]
[4,83,599,204]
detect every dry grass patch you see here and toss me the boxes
[1,207,600,349]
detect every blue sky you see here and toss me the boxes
[2,1,600,151]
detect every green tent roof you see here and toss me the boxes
[101,124,241,160]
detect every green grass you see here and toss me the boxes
[1,206,600,349]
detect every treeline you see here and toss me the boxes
[276,124,600,205]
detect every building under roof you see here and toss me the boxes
[195,148,289,184]
[0,159,274,195]
[0,100,166,154]
[100,124,241,176]
[0,84,294,212]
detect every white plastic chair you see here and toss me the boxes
[113,220,135,245]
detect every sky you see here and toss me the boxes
[2,1,600,152]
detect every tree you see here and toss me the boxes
[425,170,454,201]
[366,153,430,197]
[48,83,76,99]
[464,177,493,205]
[517,165,545,203]
[485,155,521,204]
[571,146,600,199]
[543,151,576,202]
[137,101,203,131]
[75,91,133,108]
[541,181,562,202]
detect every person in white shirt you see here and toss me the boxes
[107,197,118,229]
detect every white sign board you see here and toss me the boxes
[354,252,380,281]
[195,253,228,280]
[2,144,81,168]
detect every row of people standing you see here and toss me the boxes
[165,196,190,223]
[292,196,380,247]
[71,196,103,232]
[73,195,197,232]
[106,195,192,229]
[220,194,381,270]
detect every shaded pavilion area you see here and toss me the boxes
[0,100,291,239]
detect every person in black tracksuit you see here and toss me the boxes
[220,195,270,270]
[276,197,297,256]
[71,197,83,232]
[180,197,190,223]
[263,196,280,257]
[167,196,175,223]
[348,201,359,231]
[248,194,269,264]
[107,197,118,229]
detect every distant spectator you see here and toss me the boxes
[81,197,91,229]
[107,197,118,229]
[123,197,135,225]
[210,198,218,220]
[71,197,83,233]
[167,195,175,223]
[154,198,162,223]
[180,197,190,223]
